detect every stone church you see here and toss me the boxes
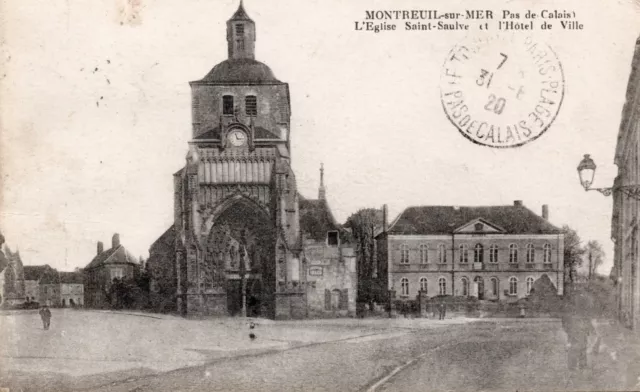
[148,2,356,319]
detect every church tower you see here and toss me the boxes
[173,2,304,319]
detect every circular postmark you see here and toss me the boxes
[440,34,564,148]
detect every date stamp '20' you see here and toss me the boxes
[440,34,565,148]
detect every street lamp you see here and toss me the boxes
[577,154,640,199]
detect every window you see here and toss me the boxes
[489,245,499,263]
[438,244,447,263]
[459,244,469,263]
[245,95,257,116]
[223,95,234,115]
[438,277,447,295]
[420,277,428,293]
[327,231,339,246]
[401,278,409,296]
[509,244,518,263]
[509,277,518,295]
[461,277,469,296]
[474,244,484,263]
[111,268,124,281]
[543,244,552,263]
[400,244,409,264]
[526,277,535,295]
[420,244,429,264]
[235,24,245,50]
[526,244,535,263]
[490,277,499,296]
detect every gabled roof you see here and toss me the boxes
[23,265,55,281]
[85,245,138,270]
[150,225,176,253]
[59,271,84,284]
[388,205,562,235]
[298,194,342,242]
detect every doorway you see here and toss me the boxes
[474,277,485,300]
[227,279,242,316]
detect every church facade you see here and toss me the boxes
[148,3,356,319]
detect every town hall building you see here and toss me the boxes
[147,2,356,319]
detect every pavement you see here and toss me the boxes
[1,309,639,391]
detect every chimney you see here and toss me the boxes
[112,233,120,249]
[382,204,388,233]
[542,204,549,220]
[514,200,523,207]
[97,241,104,255]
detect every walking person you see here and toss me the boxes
[39,305,51,330]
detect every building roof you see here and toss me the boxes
[298,195,342,242]
[388,205,562,235]
[85,244,138,270]
[193,59,281,85]
[229,1,253,21]
[23,265,56,281]
[59,271,84,285]
[150,225,176,253]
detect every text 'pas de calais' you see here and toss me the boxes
[354,9,582,33]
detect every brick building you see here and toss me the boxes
[147,3,356,319]
[376,201,564,303]
[612,35,640,331]
[84,233,140,308]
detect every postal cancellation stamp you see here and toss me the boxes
[440,34,565,148]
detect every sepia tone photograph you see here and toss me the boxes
[1,0,640,390]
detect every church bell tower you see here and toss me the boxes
[173,1,304,319]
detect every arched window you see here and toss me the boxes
[401,278,409,296]
[400,244,409,264]
[420,244,429,264]
[543,244,552,263]
[222,95,234,115]
[509,277,518,295]
[490,277,499,296]
[438,244,447,263]
[474,244,484,263]
[420,277,428,293]
[526,244,535,263]
[438,277,447,295]
[245,95,257,116]
[509,244,518,263]
[459,244,469,263]
[461,277,469,296]
[526,277,535,295]
[489,244,499,263]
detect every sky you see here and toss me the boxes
[1,0,639,273]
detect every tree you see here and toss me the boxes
[345,208,384,310]
[562,225,586,286]
[585,240,605,280]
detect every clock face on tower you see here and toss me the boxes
[227,128,247,147]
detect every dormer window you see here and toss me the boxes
[245,95,257,116]
[223,95,234,115]
[327,231,339,247]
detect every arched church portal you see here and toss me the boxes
[205,198,276,317]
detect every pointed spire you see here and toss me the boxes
[318,163,326,200]
[227,1,256,59]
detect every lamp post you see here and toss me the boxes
[577,154,640,199]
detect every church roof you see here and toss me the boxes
[229,1,253,21]
[150,225,176,253]
[298,195,342,242]
[388,205,562,236]
[193,59,281,85]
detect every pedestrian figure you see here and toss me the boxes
[438,303,446,320]
[562,293,594,371]
[39,305,51,330]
